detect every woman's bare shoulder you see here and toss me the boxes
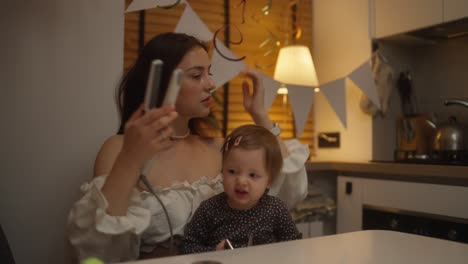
[93,135,124,177]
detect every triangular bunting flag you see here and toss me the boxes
[320,78,347,128]
[126,0,187,13]
[348,59,381,109]
[211,39,246,88]
[174,3,212,41]
[253,71,280,111]
[287,85,315,137]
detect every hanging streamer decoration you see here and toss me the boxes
[254,29,280,69]
[237,0,246,24]
[212,1,247,62]
[262,0,272,15]
[250,2,272,24]
[213,24,246,62]
[212,0,278,65]
[250,1,283,69]
[290,1,302,41]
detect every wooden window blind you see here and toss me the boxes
[124,0,314,157]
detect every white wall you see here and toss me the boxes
[312,0,373,161]
[0,1,123,263]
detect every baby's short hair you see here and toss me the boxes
[222,124,283,182]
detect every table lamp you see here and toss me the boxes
[274,45,319,87]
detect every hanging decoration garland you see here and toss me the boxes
[150,1,299,67]
[126,0,379,132]
[210,0,286,66]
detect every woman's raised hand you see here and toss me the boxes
[240,69,266,117]
[120,104,178,165]
[239,69,275,130]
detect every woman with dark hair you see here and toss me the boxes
[116,32,217,136]
[67,32,309,263]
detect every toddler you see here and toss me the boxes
[180,124,301,254]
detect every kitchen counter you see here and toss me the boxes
[122,230,468,264]
[306,161,468,186]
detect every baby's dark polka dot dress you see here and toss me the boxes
[180,192,301,254]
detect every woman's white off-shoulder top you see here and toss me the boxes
[67,140,309,263]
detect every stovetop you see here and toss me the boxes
[394,159,468,166]
[372,159,468,166]
[392,150,468,166]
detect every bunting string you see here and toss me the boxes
[158,0,181,9]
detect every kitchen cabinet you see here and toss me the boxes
[337,176,363,233]
[296,221,324,239]
[372,0,468,38]
[444,0,468,22]
[337,176,468,233]
[372,0,444,38]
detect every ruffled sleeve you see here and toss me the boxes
[268,139,309,209]
[66,176,151,263]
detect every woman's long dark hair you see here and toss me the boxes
[116,32,219,136]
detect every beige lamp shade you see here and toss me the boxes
[274,45,319,87]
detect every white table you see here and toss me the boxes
[123,230,468,264]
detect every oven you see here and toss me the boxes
[337,176,468,243]
[363,205,468,244]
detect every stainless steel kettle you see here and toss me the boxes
[428,99,468,152]
[432,116,465,151]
